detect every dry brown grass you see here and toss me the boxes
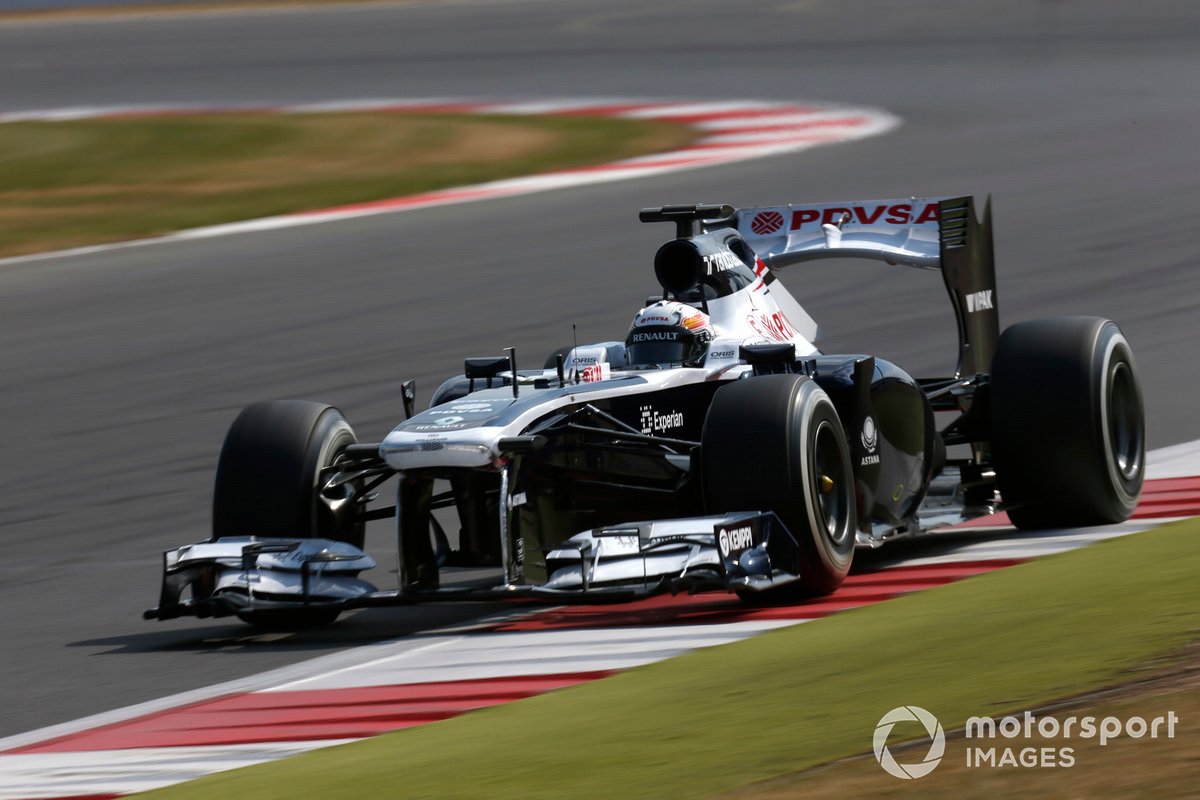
[0,111,696,258]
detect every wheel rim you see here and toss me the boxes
[812,419,853,548]
[1106,360,1142,483]
[315,426,363,544]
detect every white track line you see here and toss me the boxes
[889,519,1174,566]
[0,743,352,800]
[1146,440,1200,479]
[265,621,797,692]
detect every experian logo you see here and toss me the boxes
[638,405,684,435]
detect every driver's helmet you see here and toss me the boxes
[625,300,713,367]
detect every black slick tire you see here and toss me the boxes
[702,374,856,596]
[212,400,364,628]
[991,317,1144,528]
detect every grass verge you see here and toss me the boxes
[138,518,1200,799]
[0,111,696,258]
[721,649,1199,799]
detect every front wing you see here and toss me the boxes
[144,512,804,621]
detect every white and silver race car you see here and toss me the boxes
[146,196,1145,626]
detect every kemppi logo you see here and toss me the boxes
[717,525,754,557]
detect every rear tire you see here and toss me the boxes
[212,400,364,548]
[702,374,856,596]
[991,317,1144,528]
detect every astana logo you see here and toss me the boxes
[861,415,878,452]
[873,706,945,779]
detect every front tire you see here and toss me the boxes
[702,374,856,596]
[991,317,1144,528]
[212,400,364,548]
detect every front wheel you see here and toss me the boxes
[991,317,1144,528]
[212,400,365,548]
[702,374,856,596]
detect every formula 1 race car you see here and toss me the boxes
[146,195,1145,626]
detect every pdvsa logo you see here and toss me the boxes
[873,706,945,779]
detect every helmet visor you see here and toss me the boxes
[627,325,700,365]
[628,339,692,365]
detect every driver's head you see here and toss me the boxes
[625,300,712,367]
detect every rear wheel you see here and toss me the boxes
[991,317,1144,528]
[702,374,856,596]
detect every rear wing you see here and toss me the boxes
[709,195,999,379]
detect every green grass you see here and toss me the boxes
[138,518,1200,799]
[0,111,696,258]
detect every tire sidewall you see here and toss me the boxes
[790,380,855,582]
[307,413,361,545]
[1094,329,1144,516]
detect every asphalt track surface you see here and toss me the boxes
[0,0,1197,740]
